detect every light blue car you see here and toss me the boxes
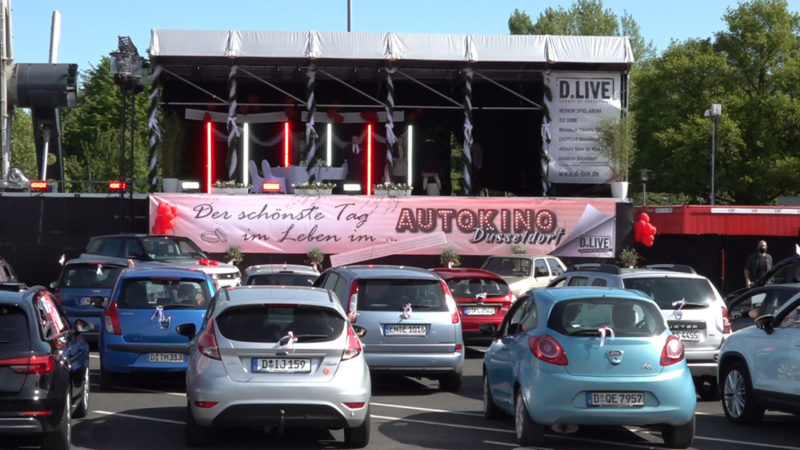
[483,287,697,449]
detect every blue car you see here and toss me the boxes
[52,255,130,343]
[483,287,696,449]
[99,267,215,390]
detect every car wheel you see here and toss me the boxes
[99,364,114,391]
[185,401,212,447]
[42,391,71,450]
[514,388,543,447]
[344,406,370,448]
[438,372,462,392]
[694,376,720,401]
[662,413,695,449]
[73,367,90,418]
[483,372,503,419]
[721,361,765,424]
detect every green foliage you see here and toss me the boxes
[224,245,244,266]
[440,246,461,268]
[511,245,527,254]
[10,108,36,179]
[305,247,325,270]
[617,247,640,268]
[596,113,637,181]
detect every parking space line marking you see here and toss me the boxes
[693,435,800,449]
[370,402,483,416]
[371,414,514,434]
[94,410,184,425]
[484,439,553,449]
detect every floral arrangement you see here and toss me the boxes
[293,181,336,190]
[213,180,249,189]
[374,182,410,191]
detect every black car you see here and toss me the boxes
[726,283,800,332]
[0,286,93,449]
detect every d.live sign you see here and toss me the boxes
[559,79,613,100]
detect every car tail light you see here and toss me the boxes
[529,335,568,366]
[0,354,54,374]
[440,280,460,324]
[344,402,366,409]
[52,290,63,303]
[346,280,359,323]
[721,306,731,334]
[197,320,220,360]
[341,324,362,361]
[21,410,53,416]
[104,301,122,335]
[194,401,217,408]
[660,335,684,366]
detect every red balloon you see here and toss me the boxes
[170,204,178,217]
[633,213,657,246]
[157,202,170,215]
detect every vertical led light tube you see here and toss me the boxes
[366,124,373,195]
[205,119,212,193]
[284,121,290,167]
[407,125,414,188]
[326,123,332,166]
[242,123,250,186]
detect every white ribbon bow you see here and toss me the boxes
[96,264,103,275]
[402,303,413,320]
[598,326,615,347]
[150,305,164,322]
[275,331,299,350]
[672,299,686,319]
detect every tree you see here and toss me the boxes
[9,108,36,179]
[597,113,637,182]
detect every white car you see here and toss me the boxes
[481,255,566,297]
[718,291,800,423]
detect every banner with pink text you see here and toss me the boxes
[150,194,618,261]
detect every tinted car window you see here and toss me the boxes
[590,278,608,287]
[0,305,29,350]
[358,279,446,312]
[444,278,509,297]
[58,263,123,289]
[484,257,531,277]
[548,298,665,337]
[246,273,317,287]
[118,278,211,309]
[547,258,565,276]
[568,276,588,286]
[534,259,549,277]
[622,277,717,308]
[216,305,344,343]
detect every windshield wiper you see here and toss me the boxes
[161,304,203,310]
[570,329,601,336]
[294,333,331,342]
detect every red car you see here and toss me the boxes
[432,268,513,343]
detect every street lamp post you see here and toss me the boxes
[639,168,651,206]
[704,103,722,205]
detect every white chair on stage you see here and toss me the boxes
[249,160,286,193]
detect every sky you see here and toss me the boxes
[10,1,800,72]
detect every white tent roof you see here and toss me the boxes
[150,30,633,65]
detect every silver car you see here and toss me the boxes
[241,263,319,287]
[178,286,370,448]
[314,265,465,391]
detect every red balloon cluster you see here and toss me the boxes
[152,201,178,235]
[326,107,344,124]
[197,258,219,266]
[360,109,378,123]
[633,212,657,247]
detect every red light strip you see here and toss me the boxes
[366,123,372,195]
[205,120,213,194]
[284,121,290,168]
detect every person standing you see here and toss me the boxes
[470,141,486,196]
[744,240,773,287]
[345,134,365,190]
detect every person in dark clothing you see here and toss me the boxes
[470,141,486,196]
[420,137,441,193]
[345,134,365,189]
[744,240,773,287]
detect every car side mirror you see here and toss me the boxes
[176,323,197,339]
[74,319,94,334]
[755,314,774,334]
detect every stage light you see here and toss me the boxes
[181,181,200,193]
[407,125,413,188]
[262,181,283,192]
[205,118,212,194]
[284,121,290,167]
[30,180,49,191]
[108,181,127,191]
[366,123,372,195]
[342,183,361,192]
[326,123,332,167]
[242,123,250,186]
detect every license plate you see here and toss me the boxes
[80,297,93,306]
[587,392,644,407]
[674,331,700,342]
[148,353,184,363]
[384,324,427,336]
[464,306,495,316]
[252,358,311,373]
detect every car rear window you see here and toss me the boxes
[444,278,509,298]
[548,298,666,337]
[0,305,30,350]
[58,264,122,289]
[358,279,446,312]
[216,305,344,343]
[483,257,531,277]
[622,277,717,309]
[141,237,205,261]
[245,273,317,287]
[117,278,211,309]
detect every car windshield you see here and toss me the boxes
[58,263,122,289]
[622,277,717,309]
[548,298,666,337]
[483,258,531,277]
[445,277,509,298]
[215,305,344,343]
[358,279,446,312]
[141,237,206,261]
[246,273,317,287]
[117,278,211,309]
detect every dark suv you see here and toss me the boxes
[0,287,93,450]
[314,265,465,391]
[548,263,731,400]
